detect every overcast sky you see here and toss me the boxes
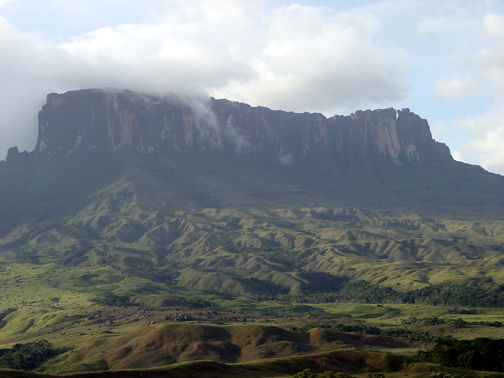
[1,0,503,174]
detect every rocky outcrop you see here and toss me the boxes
[35,89,452,168]
[6,146,20,162]
[5,146,29,164]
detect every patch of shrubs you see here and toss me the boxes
[288,278,504,308]
[402,316,446,326]
[92,293,134,307]
[330,323,440,342]
[161,296,212,309]
[293,369,355,378]
[446,307,480,315]
[401,316,503,329]
[420,338,504,372]
[0,339,61,370]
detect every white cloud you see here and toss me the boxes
[415,8,504,174]
[471,128,504,174]
[417,17,474,35]
[473,45,504,96]
[429,121,445,140]
[416,10,504,99]
[425,11,504,100]
[458,106,504,174]
[435,76,482,100]
[0,3,411,158]
[451,150,466,163]
[215,5,409,112]
[0,0,15,7]
[482,13,504,37]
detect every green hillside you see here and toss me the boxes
[1,153,503,305]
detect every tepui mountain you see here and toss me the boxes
[0,88,504,306]
[1,88,502,220]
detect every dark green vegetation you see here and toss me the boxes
[0,341,60,371]
[423,338,504,372]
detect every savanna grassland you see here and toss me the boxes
[1,196,504,376]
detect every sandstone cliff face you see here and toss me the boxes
[36,89,452,168]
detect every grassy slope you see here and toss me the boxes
[0,346,499,377]
[0,349,419,377]
[1,152,504,301]
[3,194,503,294]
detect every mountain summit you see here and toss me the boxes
[36,89,451,169]
[0,88,503,232]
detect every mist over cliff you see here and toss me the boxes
[33,89,452,170]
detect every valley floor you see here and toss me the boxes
[2,297,504,376]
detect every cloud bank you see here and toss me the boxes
[0,2,410,159]
[458,107,504,175]
[435,77,482,100]
[421,7,504,174]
